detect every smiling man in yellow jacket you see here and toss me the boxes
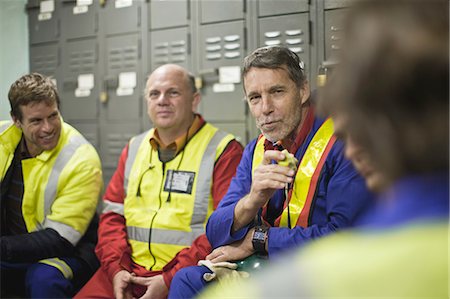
[0,73,103,298]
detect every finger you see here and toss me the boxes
[262,150,286,164]
[129,276,150,286]
[206,248,223,260]
[209,253,228,264]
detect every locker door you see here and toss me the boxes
[258,0,308,17]
[259,13,310,72]
[324,9,346,62]
[104,34,142,121]
[102,0,141,35]
[61,0,98,39]
[199,0,244,24]
[29,44,59,78]
[100,123,140,168]
[150,27,191,71]
[60,38,99,120]
[198,21,246,122]
[69,121,99,151]
[27,0,59,44]
[150,0,188,30]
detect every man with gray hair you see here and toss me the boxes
[168,46,374,298]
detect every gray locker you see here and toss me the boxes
[258,13,310,71]
[198,21,246,122]
[102,0,141,35]
[100,122,140,167]
[27,0,59,44]
[258,0,308,17]
[150,0,188,30]
[30,44,59,78]
[199,21,245,71]
[149,27,191,71]
[61,0,98,40]
[324,8,346,62]
[60,38,99,120]
[324,0,353,10]
[104,33,142,121]
[211,122,246,145]
[68,121,99,150]
[199,0,244,24]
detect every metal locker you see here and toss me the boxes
[324,8,346,63]
[104,33,142,121]
[100,122,140,168]
[102,0,141,35]
[61,0,98,40]
[258,13,310,73]
[198,21,246,122]
[198,21,245,71]
[149,27,191,71]
[199,0,244,24]
[150,0,188,30]
[27,0,59,44]
[258,0,308,17]
[60,38,99,120]
[68,121,99,150]
[29,43,59,78]
[210,122,246,145]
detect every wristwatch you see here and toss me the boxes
[252,226,268,255]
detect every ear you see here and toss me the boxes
[11,113,21,128]
[192,91,201,112]
[300,82,311,105]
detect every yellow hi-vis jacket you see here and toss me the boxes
[0,120,102,277]
[252,118,336,228]
[120,123,234,270]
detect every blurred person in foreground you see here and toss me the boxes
[0,73,102,298]
[75,64,243,299]
[198,0,449,297]
[168,45,374,298]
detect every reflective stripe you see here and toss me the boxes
[191,129,228,227]
[42,135,88,245]
[0,121,12,133]
[127,226,204,246]
[43,218,82,245]
[39,258,74,279]
[124,131,149,195]
[102,199,124,215]
[280,118,335,227]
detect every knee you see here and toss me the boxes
[173,266,208,286]
[25,263,71,296]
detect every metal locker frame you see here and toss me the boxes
[61,0,98,40]
[103,33,142,121]
[258,0,309,17]
[199,0,245,24]
[149,27,192,71]
[149,0,189,30]
[26,0,60,45]
[60,38,99,120]
[101,0,142,36]
[258,13,311,76]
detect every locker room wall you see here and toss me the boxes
[26,0,351,185]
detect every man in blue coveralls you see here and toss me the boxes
[168,46,374,298]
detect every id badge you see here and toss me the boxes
[164,170,195,194]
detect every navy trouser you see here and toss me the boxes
[1,257,86,298]
[168,265,213,299]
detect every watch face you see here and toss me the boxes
[254,231,266,241]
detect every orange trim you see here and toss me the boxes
[297,135,337,227]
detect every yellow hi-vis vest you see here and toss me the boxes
[252,118,336,228]
[121,123,234,270]
[0,120,102,278]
